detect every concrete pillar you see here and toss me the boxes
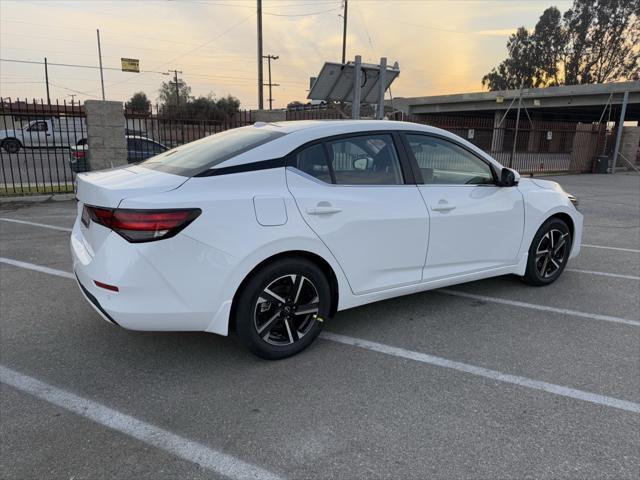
[84,100,127,170]
[251,109,287,123]
[490,110,505,153]
[620,126,640,169]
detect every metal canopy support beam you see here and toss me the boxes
[611,90,629,174]
[376,57,387,119]
[352,55,362,119]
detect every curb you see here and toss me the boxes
[0,193,76,204]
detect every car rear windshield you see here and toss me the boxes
[138,127,286,176]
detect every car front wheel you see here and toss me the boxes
[235,257,331,359]
[523,217,572,286]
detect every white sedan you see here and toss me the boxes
[71,120,582,359]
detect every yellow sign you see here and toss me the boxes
[121,58,140,73]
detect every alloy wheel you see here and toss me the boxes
[535,228,569,279]
[254,274,320,346]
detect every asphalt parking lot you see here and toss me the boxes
[1,173,638,479]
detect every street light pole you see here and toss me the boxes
[96,29,105,101]
[44,57,51,104]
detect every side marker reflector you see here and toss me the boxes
[94,280,119,292]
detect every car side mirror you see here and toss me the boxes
[499,168,519,187]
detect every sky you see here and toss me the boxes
[0,0,574,109]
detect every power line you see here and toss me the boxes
[0,58,168,75]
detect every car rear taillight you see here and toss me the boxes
[72,150,86,159]
[83,205,201,243]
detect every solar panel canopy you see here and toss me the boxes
[307,61,400,104]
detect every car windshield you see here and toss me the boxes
[138,127,286,176]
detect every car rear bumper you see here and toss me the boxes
[70,218,236,333]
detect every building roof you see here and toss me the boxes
[390,81,640,121]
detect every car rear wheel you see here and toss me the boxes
[235,257,331,359]
[523,217,572,286]
[2,139,21,154]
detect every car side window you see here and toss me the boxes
[405,134,494,185]
[296,143,332,183]
[327,134,403,185]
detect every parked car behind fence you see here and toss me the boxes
[69,135,168,172]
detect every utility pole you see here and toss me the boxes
[257,0,264,110]
[341,0,348,64]
[262,54,279,110]
[96,29,105,101]
[44,57,51,104]
[67,94,77,105]
[169,69,184,144]
[170,69,183,111]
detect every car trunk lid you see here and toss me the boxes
[76,165,188,208]
[75,165,189,254]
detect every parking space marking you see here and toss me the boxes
[321,332,640,414]
[0,217,72,232]
[440,289,640,327]
[582,244,640,254]
[0,366,285,480]
[566,268,640,281]
[3,257,639,329]
[1,257,74,279]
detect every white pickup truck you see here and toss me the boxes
[0,117,87,153]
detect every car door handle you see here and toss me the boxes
[306,206,342,215]
[431,204,456,212]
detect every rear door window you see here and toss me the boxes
[327,134,404,185]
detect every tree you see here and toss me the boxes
[126,91,151,113]
[185,94,241,120]
[563,0,639,84]
[482,0,639,90]
[158,79,192,112]
[156,78,240,119]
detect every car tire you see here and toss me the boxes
[235,257,331,359]
[523,217,572,286]
[2,139,21,154]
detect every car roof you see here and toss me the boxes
[218,119,498,169]
[255,119,437,135]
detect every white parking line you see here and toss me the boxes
[0,366,284,480]
[582,244,640,254]
[3,257,639,416]
[440,289,640,327]
[0,217,72,232]
[0,257,74,279]
[566,268,640,281]
[321,332,640,414]
[3,257,640,329]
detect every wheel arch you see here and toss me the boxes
[228,250,340,332]
[1,137,23,147]
[545,211,575,239]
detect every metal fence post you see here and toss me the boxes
[352,55,362,120]
[611,90,629,174]
[376,57,387,120]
